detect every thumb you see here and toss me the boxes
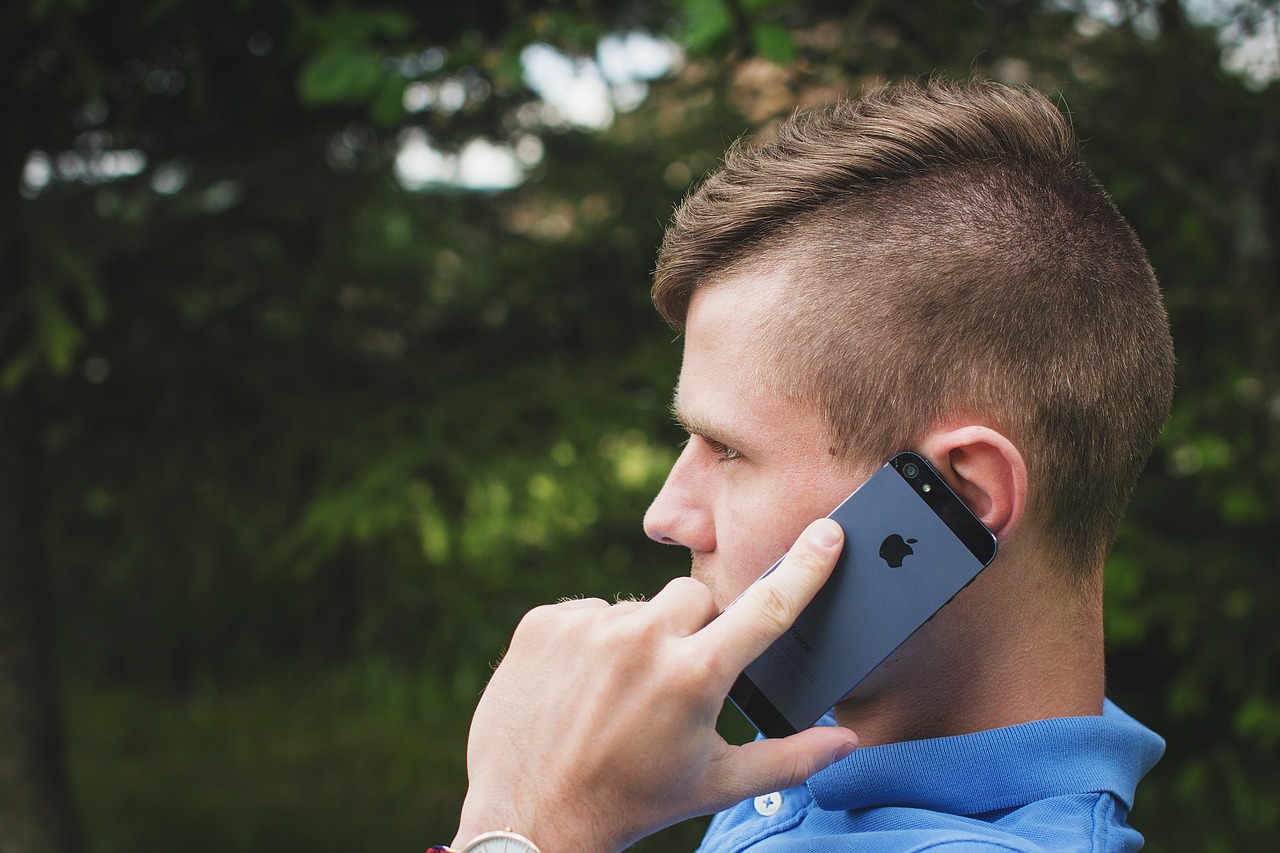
[708,726,858,809]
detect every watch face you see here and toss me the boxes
[463,831,539,853]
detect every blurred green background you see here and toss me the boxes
[2,1,1278,851]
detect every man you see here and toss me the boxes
[441,79,1174,852]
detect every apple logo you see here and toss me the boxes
[879,534,918,568]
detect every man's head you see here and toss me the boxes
[648,79,1175,590]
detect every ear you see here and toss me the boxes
[916,426,1026,541]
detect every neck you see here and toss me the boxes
[832,549,1105,747]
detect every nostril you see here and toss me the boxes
[642,510,670,545]
[643,521,678,545]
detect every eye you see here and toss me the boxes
[702,437,742,462]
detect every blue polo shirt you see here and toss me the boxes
[698,700,1164,852]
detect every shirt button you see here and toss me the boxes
[754,792,783,816]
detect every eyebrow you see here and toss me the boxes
[669,393,744,449]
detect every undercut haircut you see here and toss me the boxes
[652,79,1175,581]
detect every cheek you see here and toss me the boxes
[712,489,803,598]
[720,473,861,594]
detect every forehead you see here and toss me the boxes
[679,277,773,388]
[675,277,861,482]
[674,275,798,431]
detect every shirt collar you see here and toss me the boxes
[806,699,1165,814]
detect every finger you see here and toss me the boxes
[712,726,858,803]
[511,597,610,641]
[608,600,647,616]
[549,596,611,611]
[696,518,843,675]
[644,575,720,634]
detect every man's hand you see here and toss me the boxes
[452,518,858,853]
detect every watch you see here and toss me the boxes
[428,829,542,853]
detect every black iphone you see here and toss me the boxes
[728,451,998,738]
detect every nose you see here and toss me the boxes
[643,440,716,553]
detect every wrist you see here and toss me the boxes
[454,798,619,853]
[437,828,543,853]
[453,805,533,849]
[454,789,561,852]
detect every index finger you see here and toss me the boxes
[695,518,844,678]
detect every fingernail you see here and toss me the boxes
[833,733,858,761]
[806,518,842,549]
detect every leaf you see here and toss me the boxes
[361,8,413,40]
[681,0,734,55]
[369,75,407,128]
[35,292,84,374]
[1,347,37,392]
[56,246,107,326]
[751,22,795,64]
[299,47,385,106]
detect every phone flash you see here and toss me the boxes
[922,484,932,492]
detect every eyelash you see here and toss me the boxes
[701,437,742,462]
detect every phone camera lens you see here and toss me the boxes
[902,462,919,479]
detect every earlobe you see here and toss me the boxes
[916,427,1026,540]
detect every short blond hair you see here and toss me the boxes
[653,79,1175,579]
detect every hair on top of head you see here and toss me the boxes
[652,78,1175,584]
[654,78,1079,327]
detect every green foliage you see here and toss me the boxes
[750,22,795,63]
[680,0,736,54]
[295,6,414,124]
[66,666,470,853]
[678,0,796,60]
[67,664,723,852]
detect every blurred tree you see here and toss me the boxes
[3,0,1279,851]
[2,1,685,849]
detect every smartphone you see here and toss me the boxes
[727,451,997,738]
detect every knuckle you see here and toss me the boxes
[606,612,653,646]
[750,582,798,635]
[781,751,816,786]
[668,645,721,695]
[516,603,557,632]
[784,546,828,579]
[662,575,706,597]
[663,575,718,614]
[517,597,606,635]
